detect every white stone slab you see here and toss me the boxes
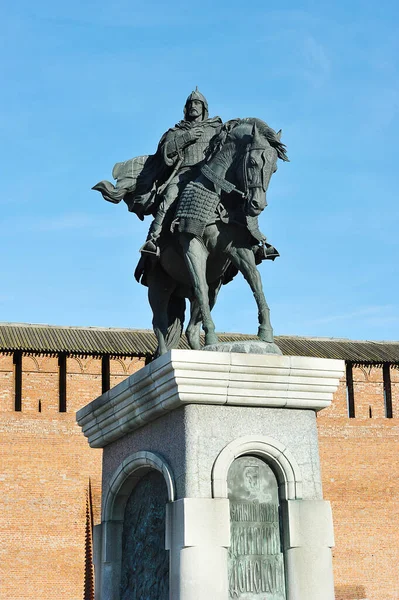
[283,499,335,548]
[165,498,230,549]
[77,350,344,448]
[165,498,230,600]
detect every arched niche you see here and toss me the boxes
[99,451,175,600]
[109,358,128,376]
[212,435,303,501]
[227,455,286,599]
[353,365,369,382]
[22,355,40,372]
[66,356,84,374]
[103,450,175,523]
[120,470,169,600]
[213,437,301,600]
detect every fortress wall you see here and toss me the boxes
[318,365,399,600]
[0,352,145,600]
[0,352,398,600]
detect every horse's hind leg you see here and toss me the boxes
[180,234,218,346]
[225,245,274,342]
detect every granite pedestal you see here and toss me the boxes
[77,349,344,600]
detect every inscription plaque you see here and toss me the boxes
[227,456,286,600]
[120,470,169,600]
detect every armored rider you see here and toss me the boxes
[141,88,222,255]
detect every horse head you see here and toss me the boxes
[201,118,288,219]
[237,120,285,217]
[210,118,288,217]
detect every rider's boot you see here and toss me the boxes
[140,217,163,257]
[140,187,176,257]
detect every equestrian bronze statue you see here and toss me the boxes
[93,90,288,356]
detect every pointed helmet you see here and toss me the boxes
[184,87,209,120]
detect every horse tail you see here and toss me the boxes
[165,294,186,351]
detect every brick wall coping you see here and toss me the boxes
[1,322,399,363]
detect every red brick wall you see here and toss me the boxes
[1,354,398,600]
[0,353,14,412]
[0,352,145,600]
[318,365,399,600]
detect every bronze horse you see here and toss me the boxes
[135,118,288,356]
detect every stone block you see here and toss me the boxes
[165,498,230,549]
[283,499,335,549]
[285,546,335,600]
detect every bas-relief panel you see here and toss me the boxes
[120,471,169,600]
[228,456,286,600]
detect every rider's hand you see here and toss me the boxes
[181,127,202,147]
[189,127,202,140]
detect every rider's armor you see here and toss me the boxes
[164,123,217,168]
[141,89,222,256]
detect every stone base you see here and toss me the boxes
[77,351,344,600]
[203,339,283,355]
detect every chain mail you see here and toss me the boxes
[175,181,267,242]
[176,181,220,236]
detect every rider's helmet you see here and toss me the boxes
[184,87,209,120]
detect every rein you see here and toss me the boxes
[202,143,268,199]
[201,164,246,197]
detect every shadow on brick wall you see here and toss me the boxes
[335,585,367,600]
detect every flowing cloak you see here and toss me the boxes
[92,152,169,220]
[92,116,222,220]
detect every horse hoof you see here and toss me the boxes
[155,346,168,358]
[205,333,218,346]
[186,325,201,350]
[186,334,201,350]
[258,327,274,343]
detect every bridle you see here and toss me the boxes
[201,143,269,200]
[241,143,269,196]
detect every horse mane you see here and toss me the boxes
[207,117,289,162]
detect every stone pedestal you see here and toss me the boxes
[77,350,344,600]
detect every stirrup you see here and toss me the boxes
[140,241,160,258]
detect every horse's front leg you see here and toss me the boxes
[180,234,218,346]
[147,272,174,357]
[225,245,274,342]
[186,299,202,349]
[186,279,222,349]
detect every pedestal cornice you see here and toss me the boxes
[76,350,344,448]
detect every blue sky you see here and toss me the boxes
[1,0,398,341]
